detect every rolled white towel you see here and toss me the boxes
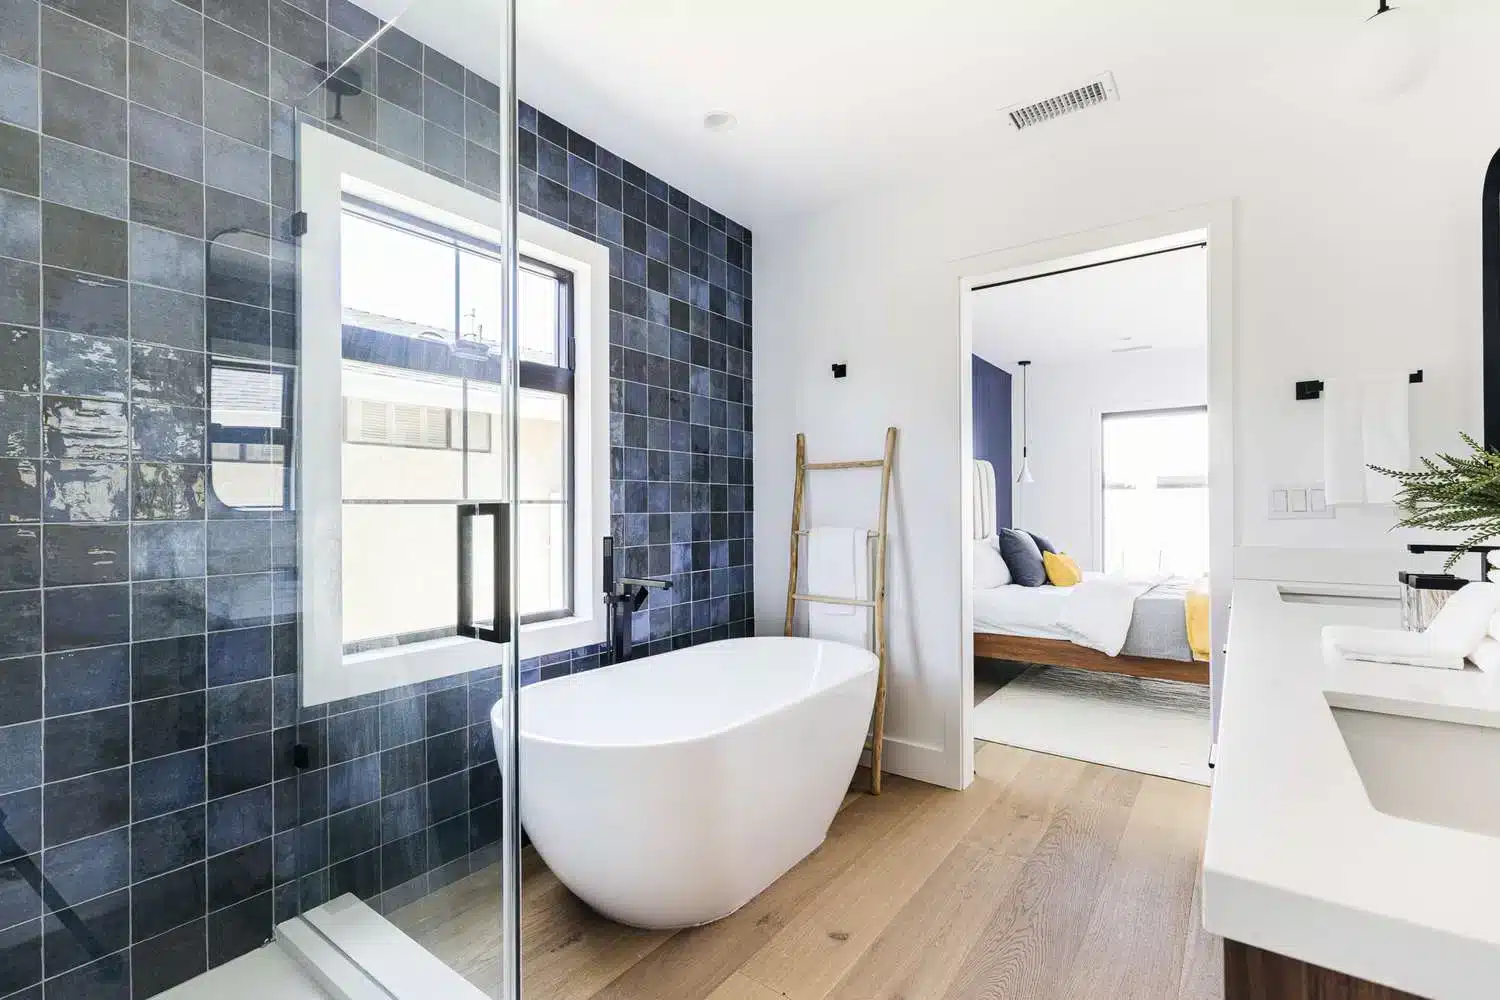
[1469,636,1500,673]
[1323,625,1467,670]
[1488,610,1500,641]
[1423,581,1500,651]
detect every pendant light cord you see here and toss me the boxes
[1020,360,1030,462]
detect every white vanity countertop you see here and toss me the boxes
[1203,581,1500,999]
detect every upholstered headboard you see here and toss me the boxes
[973,459,997,539]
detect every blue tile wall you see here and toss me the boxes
[0,0,752,996]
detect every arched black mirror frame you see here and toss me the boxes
[1486,147,1500,447]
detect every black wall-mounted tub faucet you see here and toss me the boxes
[601,537,672,662]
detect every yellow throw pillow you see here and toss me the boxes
[1043,551,1082,587]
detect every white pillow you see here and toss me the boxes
[973,535,1012,589]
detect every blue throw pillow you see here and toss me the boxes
[997,528,1048,587]
[1027,530,1057,554]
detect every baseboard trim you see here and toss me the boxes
[863,734,955,789]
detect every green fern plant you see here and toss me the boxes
[1372,432,1500,570]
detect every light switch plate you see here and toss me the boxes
[1270,483,1336,519]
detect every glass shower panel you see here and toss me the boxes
[211,0,524,997]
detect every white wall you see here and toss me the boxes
[1011,347,1208,569]
[752,22,1499,788]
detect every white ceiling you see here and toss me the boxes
[364,0,1413,228]
[971,243,1208,369]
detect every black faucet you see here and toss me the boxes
[1407,543,1500,582]
[602,537,671,662]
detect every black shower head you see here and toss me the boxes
[315,60,364,122]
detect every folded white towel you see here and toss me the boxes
[1469,637,1500,673]
[1323,625,1467,670]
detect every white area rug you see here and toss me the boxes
[974,665,1212,786]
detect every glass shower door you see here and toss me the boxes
[201,0,520,996]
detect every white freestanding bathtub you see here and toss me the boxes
[491,636,877,929]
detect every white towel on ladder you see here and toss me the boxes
[807,526,870,647]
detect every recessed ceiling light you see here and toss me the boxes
[703,111,737,133]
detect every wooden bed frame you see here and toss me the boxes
[974,631,1209,685]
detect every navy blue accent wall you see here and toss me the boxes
[0,0,751,995]
[971,356,1011,531]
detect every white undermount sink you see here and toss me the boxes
[1331,706,1500,839]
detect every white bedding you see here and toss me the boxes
[975,573,1171,656]
[974,583,1076,641]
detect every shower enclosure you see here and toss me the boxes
[0,0,521,996]
[277,0,522,995]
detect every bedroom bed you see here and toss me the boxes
[970,459,1209,686]
[973,577,1209,685]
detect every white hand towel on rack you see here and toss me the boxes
[1361,374,1411,504]
[1322,374,1411,506]
[807,526,870,647]
[1322,377,1365,506]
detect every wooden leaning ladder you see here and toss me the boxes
[783,427,898,794]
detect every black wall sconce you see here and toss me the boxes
[832,363,847,378]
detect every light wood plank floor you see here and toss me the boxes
[389,743,1222,1000]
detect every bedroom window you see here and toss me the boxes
[1101,406,1208,578]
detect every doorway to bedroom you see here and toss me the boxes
[963,228,1220,786]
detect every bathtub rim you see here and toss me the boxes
[501,637,878,752]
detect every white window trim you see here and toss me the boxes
[297,124,609,706]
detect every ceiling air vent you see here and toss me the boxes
[1004,72,1119,131]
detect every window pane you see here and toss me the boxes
[342,364,464,502]
[518,389,566,502]
[342,503,458,649]
[517,502,568,616]
[518,267,559,365]
[1102,408,1208,487]
[459,248,502,346]
[1101,408,1208,578]
[342,212,455,337]
[463,378,510,501]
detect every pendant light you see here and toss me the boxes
[1016,360,1035,485]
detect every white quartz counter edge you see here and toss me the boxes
[1202,581,1500,1000]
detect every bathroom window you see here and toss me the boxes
[298,126,609,704]
[339,207,576,631]
[1101,406,1209,578]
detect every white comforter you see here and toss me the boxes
[974,573,1170,656]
